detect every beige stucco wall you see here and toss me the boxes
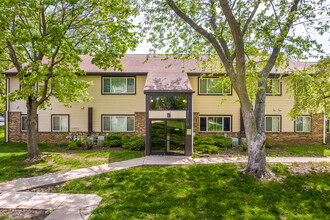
[8,75,146,132]
[189,76,295,132]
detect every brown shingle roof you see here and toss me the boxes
[3,54,316,91]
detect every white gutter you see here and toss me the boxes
[5,77,9,142]
[323,113,326,144]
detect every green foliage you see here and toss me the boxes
[59,141,68,146]
[194,144,219,154]
[75,140,86,147]
[212,135,232,148]
[122,136,144,151]
[265,140,273,149]
[68,142,78,150]
[194,136,215,146]
[103,133,122,148]
[58,164,330,219]
[241,141,248,152]
[287,57,330,119]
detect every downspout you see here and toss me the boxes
[5,76,9,143]
[323,113,326,145]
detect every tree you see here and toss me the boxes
[0,0,139,158]
[141,0,328,177]
[287,57,330,119]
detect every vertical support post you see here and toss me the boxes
[145,94,150,155]
[5,77,9,143]
[185,94,193,156]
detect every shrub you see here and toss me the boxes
[241,141,247,151]
[75,140,86,147]
[265,140,273,148]
[122,135,144,151]
[194,144,219,154]
[68,141,78,150]
[212,135,232,148]
[194,136,215,146]
[59,141,68,146]
[103,133,122,148]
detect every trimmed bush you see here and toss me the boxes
[122,135,144,151]
[265,140,273,148]
[212,135,232,148]
[75,140,86,147]
[194,136,215,146]
[194,144,219,154]
[59,141,68,146]
[103,133,122,148]
[68,142,78,150]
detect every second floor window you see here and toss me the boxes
[295,116,311,132]
[199,77,231,95]
[266,78,281,95]
[103,77,135,94]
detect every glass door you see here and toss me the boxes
[166,119,185,155]
[151,120,166,154]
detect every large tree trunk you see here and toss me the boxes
[26,97,41,159]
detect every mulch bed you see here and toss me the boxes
[0,209,49,219]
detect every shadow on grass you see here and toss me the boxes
[59,164,329,219]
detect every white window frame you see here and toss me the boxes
[265,116,281,132]
[102,115,135,132]
[199,116,231,132]
[21,115,28,132]
[199,78,231,95]
[102,77,135,94]
[52,115,69,132]
[266,78,281,95]
[295,116,311,132]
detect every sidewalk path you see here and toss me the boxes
[0,156,328,219]
[1,156,328,192]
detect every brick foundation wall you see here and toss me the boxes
[8,112,146,144]
[193,112,325,146]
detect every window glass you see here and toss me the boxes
[296,116,310,132]
[150,96,168,110]
[199,79,207,93]
[303,116,311,132]
[327,119,330,133]
[224,117,230,131]
[200,117,207,131]
[111,116,126,131]
[150,96,187,110]
[103,78,111,93]
[103,77,135,94]
[168,96,187,110]
[199,78,231,94]
[21,115,28,131]
[272,117,280,132]
[200,116,231,132]
[266,79,280,95]
[52,115,68,132]
[265,117,273,132]
[103,116,134,132]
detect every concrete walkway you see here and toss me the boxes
[0,156,329,219]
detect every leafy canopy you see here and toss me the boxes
[0,0,139,108]
[141,0,328,98]
[287,57,330,119]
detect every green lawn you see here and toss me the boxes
[58,163,329,219]
[0,131,143,182]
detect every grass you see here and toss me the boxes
[0,125,143,182]
[217,144,329,157]
[58,163,330,219]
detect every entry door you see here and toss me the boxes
[151,119,185,155]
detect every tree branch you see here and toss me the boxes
[242,1,260,36]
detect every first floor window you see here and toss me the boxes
[265,116,280,132]
[102,115,134,132]
[200,116,231,132]
[295,116,311,132]
[327,118,330,133]
[21,115,28,131]
[52,115,69,132]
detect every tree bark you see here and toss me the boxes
[26,97,41,159]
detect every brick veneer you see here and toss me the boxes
[7,112,146,144]
[193,112,326,145]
